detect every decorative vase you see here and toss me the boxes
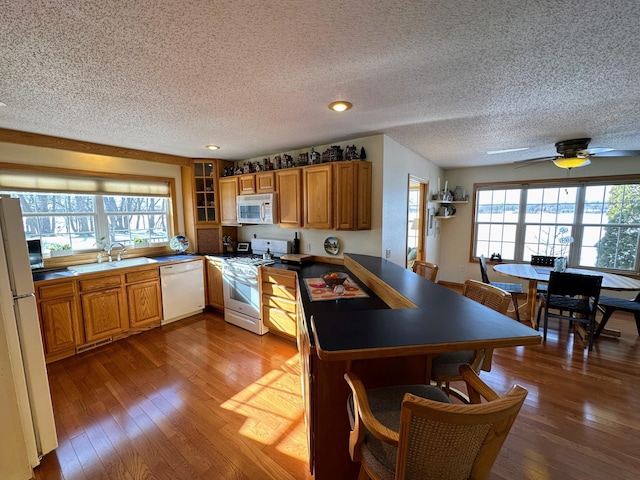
[554,257,567,272]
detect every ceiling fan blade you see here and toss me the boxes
[592,150,640,157]
[513,156,556,167]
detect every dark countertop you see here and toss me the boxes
[32,253,203,282]
[308,254,541,361]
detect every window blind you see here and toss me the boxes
[0,171,170,196]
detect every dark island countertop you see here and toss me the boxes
[305,254,542,361]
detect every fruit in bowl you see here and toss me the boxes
[323,271,348,287]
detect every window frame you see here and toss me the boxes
[471,174,640,274]
[0,161,179,262]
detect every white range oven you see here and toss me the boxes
[222,238,289,335]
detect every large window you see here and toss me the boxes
[3,191,170,254]
[474,181,640,272]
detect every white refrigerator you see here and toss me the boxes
[0,197,57,480]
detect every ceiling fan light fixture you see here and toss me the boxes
[552,157,591,169]
[328,101,352,112]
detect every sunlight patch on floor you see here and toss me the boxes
[220,354,306,458]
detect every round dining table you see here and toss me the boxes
[493,263,640,327]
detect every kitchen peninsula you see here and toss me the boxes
[294,253,541,479]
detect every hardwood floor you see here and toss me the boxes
[35,307,640,479]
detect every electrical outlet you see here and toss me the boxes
[460,265,465,272]
[385,248,391,259]
[305,242,311,253]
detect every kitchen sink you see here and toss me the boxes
[67,257,159,275]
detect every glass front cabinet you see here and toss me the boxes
[194,161,218,223]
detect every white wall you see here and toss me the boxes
[439,157,640,285]
[0,142,186,234]
[381,136,444,267]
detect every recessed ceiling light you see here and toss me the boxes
[328,101,353,112]
[205,144,220,151]
[487,147,529,155]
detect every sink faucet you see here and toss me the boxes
[105,242,127,262]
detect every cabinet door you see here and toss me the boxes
[219,177,240,225]
[355,161,372,230]
[255,171,275,193]
[334,161,372,230]
[81,288,127,342]
[193,160,218,223]
[39,296,79,355]
[239,174,256,195]
[303,164,333,229]
[334,162,355,230]
[276,169,302,227]
[206,256,224,309]
[127,280,162,328]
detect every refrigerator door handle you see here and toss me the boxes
[13,292,36,300]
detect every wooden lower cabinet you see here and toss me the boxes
[36,263,167,362]
[36,279,82,363]
[260,267,298,340]
[81,287,128,343]
[125,268,162,328]
[206,256,225,310]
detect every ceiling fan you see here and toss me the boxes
[514,138,640,169]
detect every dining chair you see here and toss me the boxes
[411,260,439,282]
[595,291,640,339]
[530,255,556,293]
[479,254,524,322]
[537,271,603,351]
[344,365,528,480]
[430,279,511,402]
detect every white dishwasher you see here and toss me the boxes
[160,261,205,325]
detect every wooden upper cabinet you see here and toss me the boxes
[239,174,256,195]
[303,164,333,229]
[219,176,240,225]
[276,169,303,227]
[193,160,218,223]
[334,161,372,230]
[255,171,276,193]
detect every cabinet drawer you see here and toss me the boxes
[262,294,297,313]
[262,282,297,300]
[263,306,297,338]
[125,268,159,284]
[79,275,122,292]
[36,281,76,300]
[262,270,297,290]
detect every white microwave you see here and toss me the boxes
[237,193,278,224]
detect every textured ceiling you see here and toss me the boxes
[2,0,640,168]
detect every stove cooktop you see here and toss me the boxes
[224,256,275,267]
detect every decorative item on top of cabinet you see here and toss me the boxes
[260,266,298,341]
[276,168,303,227]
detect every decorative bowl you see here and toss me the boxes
[323,272,348,287]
